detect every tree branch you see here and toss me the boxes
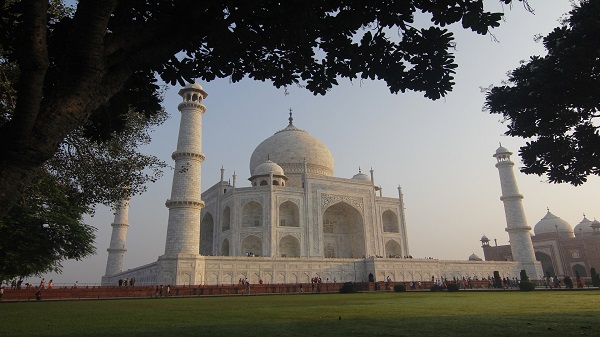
[11,0,49,140]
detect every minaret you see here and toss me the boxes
[493,145,542,278]
[164,83,208,257]
[397,186,410,256]
[104,198,129,278]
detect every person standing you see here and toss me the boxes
[48,280,53,289]
[40,278,45,289]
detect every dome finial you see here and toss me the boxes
[288,108,294,126]
[358,166,362,173]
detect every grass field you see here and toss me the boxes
[1,291,599,336]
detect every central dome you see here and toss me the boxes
[250,117,334,178]
[534,210,574,238]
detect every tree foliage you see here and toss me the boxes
[0,0,168,279]
[485,0,600,185]
[0,169,96,281]
[0,0,524,219]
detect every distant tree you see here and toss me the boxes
[485,0,600,185]
[493,271,502,288]
[591,268,600,287]
[0,169,96,282]
[0,107,167,280]
[0,0,526,219]
[519,269,529,282]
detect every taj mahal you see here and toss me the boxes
[101,83,545,286]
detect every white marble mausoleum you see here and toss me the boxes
[101,83,539,286]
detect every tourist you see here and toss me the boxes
[167,285,171,296]
[553,276,561,289]
[48,280,53,289]
[40,278,45,289]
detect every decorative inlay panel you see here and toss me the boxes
[321,194,364,215]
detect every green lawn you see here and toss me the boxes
[1,291,599,336]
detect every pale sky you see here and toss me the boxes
[33,1,600,286]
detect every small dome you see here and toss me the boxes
[252,159,285,177]
[352,168,371,181]
[469,253,483,261]
[534,210,574,237]
[591,219,600,229]
[495,145,511,155]
[480,235,489,242]
[178,82,208,98]
[574,216,593,237]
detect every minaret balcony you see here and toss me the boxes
[172,151,205,161]
[178,101,206,111]
[165,199,205,209]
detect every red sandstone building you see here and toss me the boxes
[481,211,600,278]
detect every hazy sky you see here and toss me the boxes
[34,1,599,286]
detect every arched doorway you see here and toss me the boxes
[279,235,300,257]
[385,239,402,257]
[221,239,230,256]
[322,202,365,258]
[222,206,231,231]
[382,210,399,233]
[200,213,214,255]
[242,201,262,227]
[241,235,263,256]
[279,201,299,227]
[572,264,587,277]
[535,251,555,277]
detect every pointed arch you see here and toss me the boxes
[535,251,556,277]
[221,238,230,256]
[322,201,365,258]
[385,239,402,257]
[222,206,231,231]
[242,201,262,227]
[279,235,300,257]
[572,264,587,277]
[279,201,299,227]
[241,235,263,256]
[200,212,214,255]
[382,210,399,233]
